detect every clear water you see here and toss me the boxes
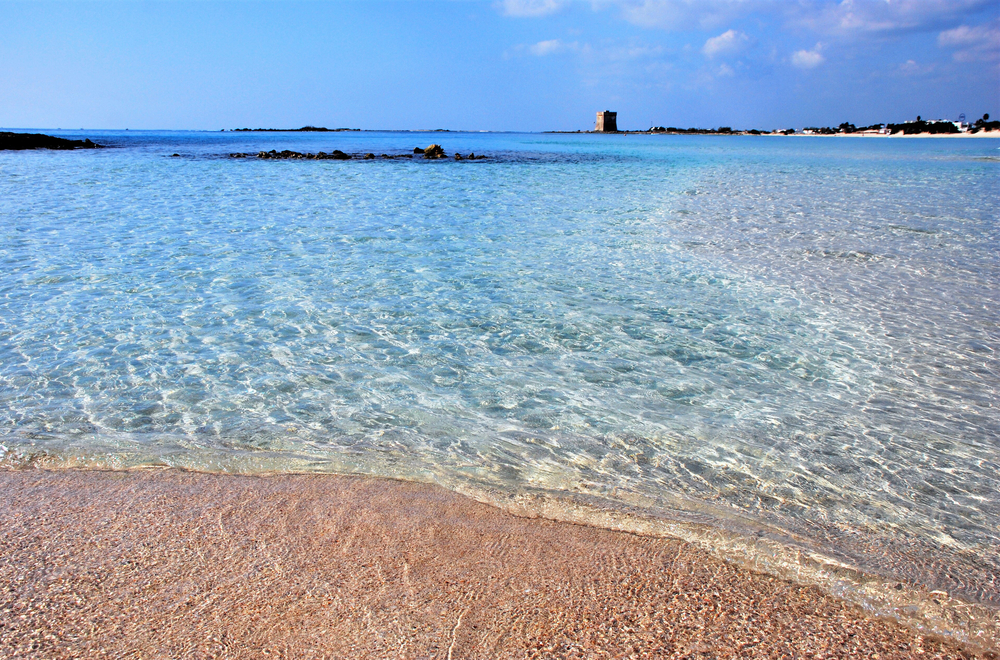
[2,131,998,646]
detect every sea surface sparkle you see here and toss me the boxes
[2,130,998,645]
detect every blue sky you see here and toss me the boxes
[2,0,997,131]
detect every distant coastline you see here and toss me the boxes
[228,126,361,133]
[225,126,450,133]
[546,129,1000,138]
[555,113,1000,138]
[2,124,998,151]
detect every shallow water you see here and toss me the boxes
[2,130,998,646]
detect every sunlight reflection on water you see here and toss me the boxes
[2,131,998,646]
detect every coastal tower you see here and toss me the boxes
[595,111,618,132]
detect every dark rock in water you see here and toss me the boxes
[251,149,351,160]
[173,153,183,157]
[231,148,465,162]
[413,147,425,154]
[423,144,446,159]
[0,132,104,150]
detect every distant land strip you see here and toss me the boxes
[555,114,1000,136]
[226,127,454,133]
[228,126,361,132]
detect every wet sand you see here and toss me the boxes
[0,468,990,659]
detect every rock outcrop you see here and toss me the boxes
[226,147,483,162]
[230,149,354,160]
[423,144,446,159]
[0,132,103,150]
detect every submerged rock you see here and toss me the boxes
[363,153,375,160]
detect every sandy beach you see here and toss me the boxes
[0,468,991,659]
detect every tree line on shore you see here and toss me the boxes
[640,113,998,136]
[884,114,997,135]
[644,126,795,135]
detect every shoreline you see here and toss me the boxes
[806,131,1000,138]
[1,467,993,658]
[6,127,999,138]
[619,131,1000,137]
[547,129,1000,137]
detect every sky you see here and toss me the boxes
[1,0,998,131]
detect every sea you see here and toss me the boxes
[1,130,998,648]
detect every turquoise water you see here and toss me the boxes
[2,131,998,645]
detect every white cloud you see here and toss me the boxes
[606,0,994,40]
[496,0,568,18]
[717,63,735,76]
[512,38,662,60]
[702,29,749,58]
[938,23,1000,62]
[790,0,993,36]
[600,43,665,61]
[507,39,586,57]
[791,45,825,69]
[613,0,750,31]
[529,39,564,55]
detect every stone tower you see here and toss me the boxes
[595,111,618,132]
